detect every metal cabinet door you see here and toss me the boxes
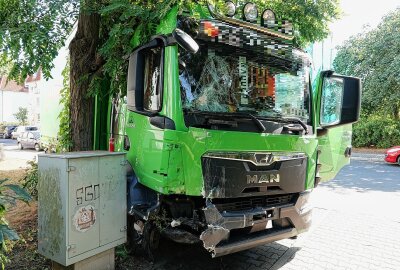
[67,157,100,258]
[98,155,126,246]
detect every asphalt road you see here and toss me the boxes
[0,138,18,147]
[0,138,41,170]
[123,158,400,270]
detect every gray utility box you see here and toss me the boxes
[38,151,127,266]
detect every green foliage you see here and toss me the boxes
[352,112,400,148]
[22,160,38,200]
[244,0,341,47]
[0,55,12,76]
[13,107,28,125]
[0,179,32,269]
[1,0,340,93]
[333,8,400,148]
[334,8,400,119]
[0,0,78,82]
[58,60,73,152]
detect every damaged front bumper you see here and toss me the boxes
[200,191,312,257]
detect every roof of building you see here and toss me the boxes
[25,69,42,84]
[0,76,28,92]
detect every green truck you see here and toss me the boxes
[95,1,361,259]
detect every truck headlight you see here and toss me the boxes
[224,1,236,17]
[243,2,258,22]
[262,9,275,24]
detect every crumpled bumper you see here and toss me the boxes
[200,191,312,257]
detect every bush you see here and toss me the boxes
[352,113,400,148]
[0,179,31,268]
[22,160,38,200]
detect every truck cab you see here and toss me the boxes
[109,2,361,258]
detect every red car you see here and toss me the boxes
[384,146,400,165]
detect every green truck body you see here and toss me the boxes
[95,2,361,258]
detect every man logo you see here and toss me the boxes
[247,174,280,184]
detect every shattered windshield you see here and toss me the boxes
[179,43,311,122]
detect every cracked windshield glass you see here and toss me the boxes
[179,43,311,123]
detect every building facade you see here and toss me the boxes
[0,76,29,123]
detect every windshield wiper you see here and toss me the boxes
[184,109,308,134]
[253,115,309,135]
[281,117,309,135]
[234,112,267,133]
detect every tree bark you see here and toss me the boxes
[69,12,100,151]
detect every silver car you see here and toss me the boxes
[18,131,42,151]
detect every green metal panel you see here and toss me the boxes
[314,73,353,182]
[318,125,352,182]
[124,108,319,196]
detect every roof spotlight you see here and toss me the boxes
[224,1,236,17]
[243,2,258,22]
[262,9,276,24]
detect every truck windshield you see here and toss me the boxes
[179,43,311,123]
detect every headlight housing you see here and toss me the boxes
[262,9,275,24]
[224,1,236,17]
[243,2,258,22]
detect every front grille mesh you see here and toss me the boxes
[213,194,297,212]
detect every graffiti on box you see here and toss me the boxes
[73,205,96,232]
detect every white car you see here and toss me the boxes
[11,126,38,140]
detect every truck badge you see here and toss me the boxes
[247,174,280,184]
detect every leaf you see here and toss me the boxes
[4,185,32,203]
[0,224,19,243]
[100,2,128,15]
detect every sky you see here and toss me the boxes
[330,0,400,47]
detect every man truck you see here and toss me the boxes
[97,1,360,259]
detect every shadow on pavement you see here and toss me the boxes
[320,160,400,192]
[118,238,299,270]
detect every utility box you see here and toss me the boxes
[38,151,127,266]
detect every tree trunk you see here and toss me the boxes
[69,12,100,151]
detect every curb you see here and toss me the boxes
[351,153,384,162]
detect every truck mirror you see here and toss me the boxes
[127,39,160,112]
[173,28,199,54]
[320,72,361,128]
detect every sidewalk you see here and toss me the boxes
[351,149,385,162]
[0,146,37,171]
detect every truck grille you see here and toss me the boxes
[213,194,297,212]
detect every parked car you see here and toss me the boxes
[2,125,17,139]
[17,131,42,151]
[384,146,400,165]
[11,126,38,140]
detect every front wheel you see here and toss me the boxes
[127,215,160,261]
[397,156,400,166]
[18,142,23,150]
[142,222,160,261]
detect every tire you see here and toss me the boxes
[18,142,23,150]
[397,156,400,166]
[127,215,160,261]
[34,143,40,152]
[126,215,142,255]
[142,222,160,261]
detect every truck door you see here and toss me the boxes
[317,125,352,182]
[316,71,361,182]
